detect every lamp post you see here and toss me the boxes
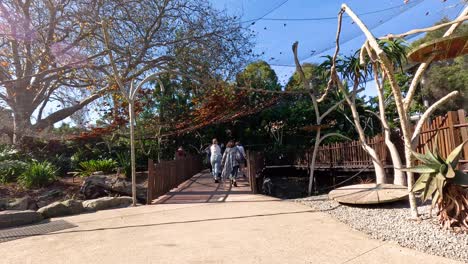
[102,20,165,206]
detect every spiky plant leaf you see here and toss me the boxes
[411,151,441,169]
[411,173,431,192]
[422,176,437,202]
[446,140,468,168]
[435,173,446,200]
[432,191,440,207]
[424,145,441,164]
[403,165,438,174]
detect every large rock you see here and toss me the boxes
[0,210,43,229]
[80,175,147,203]
[37,199,84,218]
[82,196,133,211]
[0,196,36,211]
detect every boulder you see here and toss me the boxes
[0,210,43,229]
[37,189,63,200]
[0,196,35,211]
[37,199,84,218]
[82,196,133,211]
[80,175,147,203]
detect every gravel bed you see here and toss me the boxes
[295,195,468,262]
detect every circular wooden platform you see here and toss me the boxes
[328,184,408,205]
[407,35,468,63]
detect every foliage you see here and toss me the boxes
[405,140,468,231]
[286,63,327,92]
[0,145,26,183]
[236,61,280,90]
[0,0,253,144]
[116,152,131,179]
[0,160,27,184]
[378,38,408,73]
[18,161,57,188]
[77,159,117,177]
[421,56,467,113]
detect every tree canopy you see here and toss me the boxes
[0,0,252,143]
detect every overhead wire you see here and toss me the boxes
[267,0,427,67]
[249,1,422,22]
[241,0,290,24]
[296,0,463,65]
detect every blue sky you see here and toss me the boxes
[48,0,466,126]
[212,0,466,97]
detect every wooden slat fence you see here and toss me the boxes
[415,109,468,164]
[314,134,387,168]
[309,109,467,169]
[146,155,202,204]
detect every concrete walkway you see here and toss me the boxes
[0,172,462,264]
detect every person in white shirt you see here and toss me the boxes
[210,138,222,183]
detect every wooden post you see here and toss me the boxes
[147,159,154,205]
[247,151,257,194]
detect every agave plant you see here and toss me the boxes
[405,140,468,231]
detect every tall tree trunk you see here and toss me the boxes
[309,128,321,196]
[335,77,386,183]
[374,69,405,185]
[12,110,31,145]
[342,3,418,218]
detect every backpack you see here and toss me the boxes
[235,147,245,163]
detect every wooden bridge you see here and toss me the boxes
[146,109,468,202]
[146,155,264,204]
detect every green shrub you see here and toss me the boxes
[71,149,87,170]
[0,146,27,183]
[49,153,71,176]
[0,160,27,183]
[116,152,131,178]
[0,147,19,161]
[78,159,117,177]
[19,161,57,188]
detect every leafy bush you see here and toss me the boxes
[49,153,71,176]
[78,159,117,177]
[116,152,131,178]
[18,161,57,188]
[0,145,27,183]
[0,160,27,183]
[71,149,87,170]
[0,146,20,161]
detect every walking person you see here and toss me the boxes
[235,141,246,178]
[210,138,222,183]
[221,140,242,187]
[175,146,186,160]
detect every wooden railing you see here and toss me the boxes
[309,109,467,169]
[415,109,468,162]
[314,134,387,168]
[146,155,202,204]
[246,151,265,194]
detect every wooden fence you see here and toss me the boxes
[246,151,265,194]
[314,134,387,169]
[310,109,468,169]
[146,155,202,204]
[415,109,468,163]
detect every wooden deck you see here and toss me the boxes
[152,170,253,204]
